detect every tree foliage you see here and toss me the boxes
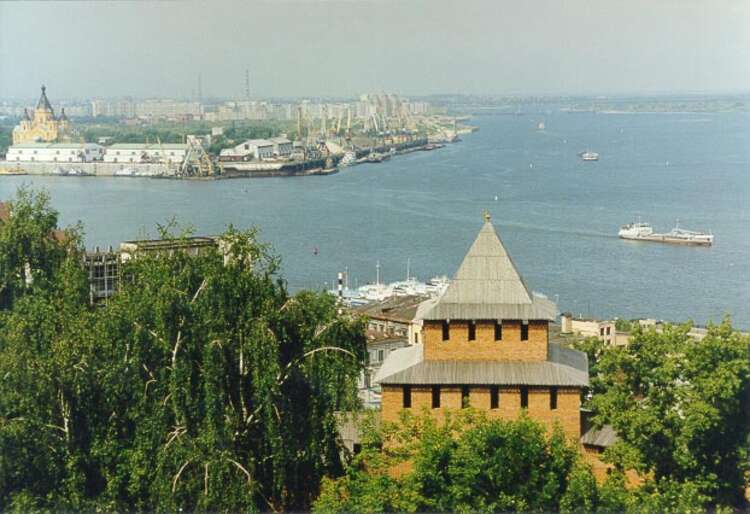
[0,187,84,310]
[0,188,367,512]
[315,410,600,513]
[586,321,750,509]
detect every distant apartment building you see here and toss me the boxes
[91,98,137,118]
[56,103,92,118]
[135,100,202,120]
[102,143,189,164]
[7,142,104,163]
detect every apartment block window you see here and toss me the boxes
[461,386,470,408]
[600,327,605,336]
[378,349,384,362]
[521,322,529,341]
[606,327,611,335]
[550,387,558,410]
[468,322,476,341]
[431,386,440,408]
[490,386,499,409]
[495,321,502,341]
[442,321,450,341]
[520,386,529,408]
[403,386,412,408]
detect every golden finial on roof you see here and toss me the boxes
[483,210,491,223]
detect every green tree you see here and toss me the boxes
[0,203,367,511]
[590,320,750,509]
[0,187,84,310]
[315,410,600,513]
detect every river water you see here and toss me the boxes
[2,110,749,327]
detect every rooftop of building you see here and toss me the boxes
[36,85,54,112]
[365,332,410,347]
[581,424,619,448]
[239,138,274,147]
[120,235,218,250]
[9,143,101,149]
[355,294,430,323]
[417,214,556,322]
[106,143,188,150]
[375,342,589,387]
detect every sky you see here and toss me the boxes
[1,0,749,100]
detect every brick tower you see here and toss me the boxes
[376,213,589,440]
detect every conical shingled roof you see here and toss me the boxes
[36,85,54,112]
[419,216,556,321]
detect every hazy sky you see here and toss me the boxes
[1,0,749,99]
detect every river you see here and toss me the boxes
[2,109,749,327]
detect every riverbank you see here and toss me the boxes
[0,138,450,180]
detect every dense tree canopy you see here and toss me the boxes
[585,321,750,508]
[315,410,602,513]
[0,189,367,512]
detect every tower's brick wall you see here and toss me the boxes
[423,320,548,362]
[381,385,581,441]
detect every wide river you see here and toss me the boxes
[2,110,749,328]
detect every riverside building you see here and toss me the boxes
[375,214,589,441]
[102,143,189,164]
[6,142,104,163]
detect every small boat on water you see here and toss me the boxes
[580,151,599,161]
[339,151,357,167]
[537,121,545,131]
[366,152,391,163]
[618,220,714,246]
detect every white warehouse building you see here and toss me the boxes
[219,138,275,161]
[103,143,189,164]
[6,142,104,163]
[268,136,293,157]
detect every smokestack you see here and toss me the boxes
[337,271,344,315]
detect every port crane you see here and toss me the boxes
[177,137,217,178]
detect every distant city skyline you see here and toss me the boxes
[1,0,749,100]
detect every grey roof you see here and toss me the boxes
[420,219,556,321]
[374,343,423,383]
[581,424,619,448]
[356,294,429,323]
[375,343,588,387]
[36,85,54,112]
